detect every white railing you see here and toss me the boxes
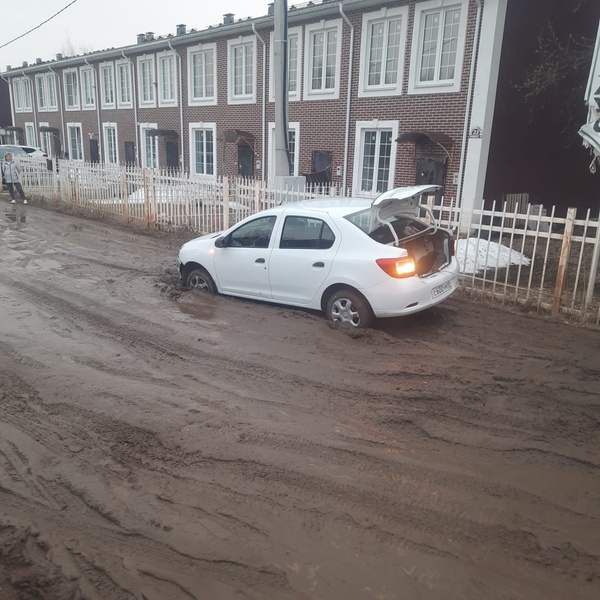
[17,158,600,327]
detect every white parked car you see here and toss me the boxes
[0,144,48,158]
[177,185,459,327]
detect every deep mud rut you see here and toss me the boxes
[0,198,598,600]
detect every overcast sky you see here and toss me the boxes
[1,0,270,69]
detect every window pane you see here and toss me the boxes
[439,8,460,80]
[361,131,377,191]
[288,35,298,93]
[311,31,324,89]
[420,12,439,82]
[368,22,384,86]
[376,131,392,193]
[384,18,402,85]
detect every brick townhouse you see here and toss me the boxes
[0,0,507,213]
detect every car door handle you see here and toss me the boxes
[255,258,266,264]
[312,261,325,268]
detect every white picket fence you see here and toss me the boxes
[16,158,600,327]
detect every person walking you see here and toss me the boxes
[2,152,27,204]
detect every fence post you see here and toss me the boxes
[143,168,150,228]
[552,207,576,317]
[585,210,600,307]
[255,179,261,213]
[121,166,129,222]
[223,176,230,230]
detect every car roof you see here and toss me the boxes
[272,197,372,217]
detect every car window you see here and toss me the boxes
[279,216,335,250]
[229,216,277,248]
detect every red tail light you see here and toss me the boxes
[376,257,416,278]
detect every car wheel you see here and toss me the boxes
[327,288,374,328]
[185,267,216,293]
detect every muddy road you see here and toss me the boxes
[0,199,598,600]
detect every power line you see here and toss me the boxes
[0,0,80,51]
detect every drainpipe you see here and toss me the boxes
[339,4,354,196]
[22,71,38,146]
[252,22,266,186]
[121,51,140,166]
[84,57,102,162]
[167,40,185,172]
[48,67,66,156]
[456,0,483,209]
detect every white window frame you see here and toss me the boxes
[408,0,468,95]
[139,123,158,168]
[46,74,58,111]
[80,66,96,110]
[269,26,302,103]
[157,51,177,107]
[103,122,119,164]
[24,122,36,146]
[116,60,133,108]
[38,122,52,157]
[35,75,47,111]
[187,43,217,106]
[352,120,399,197]
[67,122,84,161]
[303,19,343,101]
[63,69,80,110]
[137,56,156,108]
[227,35,257,105]
[267,122,300,180]
[12,79,23,112]
[21,78,33,112]
[188,122,217,177]
[99,62,116,109]
[358,6,408,98]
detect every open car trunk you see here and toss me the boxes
[369,216,454,276]
[368,185,454,276]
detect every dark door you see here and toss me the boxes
[310,151,332,186]
[124,142,136,165]
[238,144,254,177]
[166,141,179,170]
[53,136,62,159]
[90,139,99,163]
[416,156,447,203]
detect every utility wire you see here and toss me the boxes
[0,0,80,50]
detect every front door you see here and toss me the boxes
[166,141,179,170]
[124,141,136,165]
[238,144,254,177]
[416,156,446,203]
[89,138,99,163]
[214,216,277,298]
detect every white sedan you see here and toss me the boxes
[177,185,459,328]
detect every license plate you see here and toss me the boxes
[432,279,453,299]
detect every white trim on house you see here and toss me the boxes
[269,26,303,103]
[115,59,133,108]
[157,50,178,107]
[137,55,157,108]
[357,6,408,98]
[99,62,116,109]
[352,119,399,196]
[407,0,468,95]
[24,122,36,146]
[187,43,218,106]
[303,18,343,101]
[80,66,96,110]
[227,35,257,105]
[139,123,158,168]
[267,122,300,179]
[188,122,217,176]
[63,69,81,111]
[102,122,119,164]
[66,122,84,160]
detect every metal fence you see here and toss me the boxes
[17,158,600,327]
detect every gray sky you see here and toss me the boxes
[1,0,270,69]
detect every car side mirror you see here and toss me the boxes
[214,235,227,248]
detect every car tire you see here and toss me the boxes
[184,267,216,293]
[326,288,375,328]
